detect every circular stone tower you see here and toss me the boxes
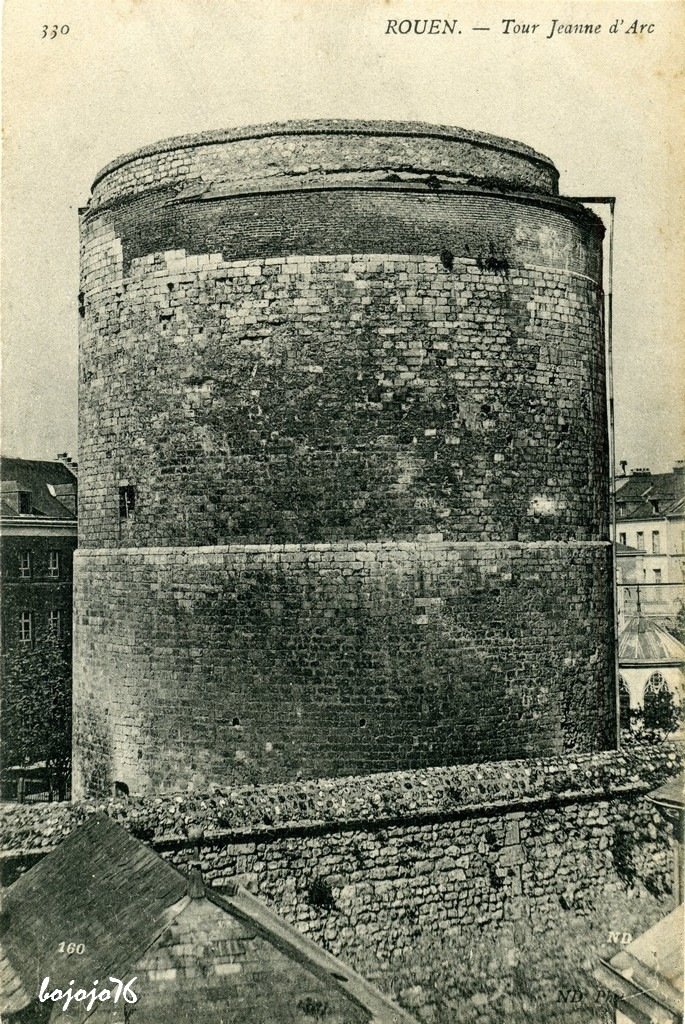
[74,120,616,797]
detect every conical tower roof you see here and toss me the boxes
[619,615,685,667]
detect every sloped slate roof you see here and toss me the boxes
[614,541,641,555]
[648,771,685,811]
[615,469,685,520]
[1,499,20,517]
[597,904,683,1023]
[128,888,381,1024]
[0,814,416,1024]
[618,615,685,666]
[0,457,76,521]
[0,946,30,1015]
[0,813,188,1010]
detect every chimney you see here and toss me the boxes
[674,460,685,476]
[56,453,78,477]
[187,861,205,899]
[619,460,628,477]
[632,467,651,476]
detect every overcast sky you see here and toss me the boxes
[2,0,683,472]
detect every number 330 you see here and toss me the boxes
[42,25,70,38]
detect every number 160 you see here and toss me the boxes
[57,941,85,955]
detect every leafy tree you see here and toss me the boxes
[627,684,683,740]
[643,682,681,732]
[1,632,71,800]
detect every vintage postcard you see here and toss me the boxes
[1,2,683,1022]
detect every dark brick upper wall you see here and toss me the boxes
[85,189,601,279]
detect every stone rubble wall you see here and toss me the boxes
[1,747,680,963]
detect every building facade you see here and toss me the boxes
[615,462,685,621]
[0,456,77,794]
[74,120,616,797]
[0,813,415,1024]
[617,613,684,725]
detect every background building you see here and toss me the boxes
[615,462,685,621]
[618,611,684,728]
[613,462,685,723]
[0,455,77,799]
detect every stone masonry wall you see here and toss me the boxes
[78,247,606,549]
[88,120,558,209]
[170,792,668,965]
[2,747,680,965]
[73,540,615,797]
[76,122,612,795]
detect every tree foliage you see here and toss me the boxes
[628,686,683,738]
[1,633,71,798]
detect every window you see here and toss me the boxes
[48,610,62,638]
[616,502,626,518]
[48,550,60,577]
[653,569,662,583]
[18,551,31,578]
[618,532,626,546]
[643,671,675,731]
[119,485,136,519]
[652,531,660,554]
[644,670,667,694]
[18,491,32,514]
[636,531,645,550]
[19,611,32,645]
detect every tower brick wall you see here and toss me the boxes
[74,121,615,796]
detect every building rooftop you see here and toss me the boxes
[0,813,416,1023]
[618,615,685,667]
[648,771,685,811]
[597,903,683,1024]
[615,465,685,521]
[615,541,641,555]
[92,118,557,190]
[0,456,77,522]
